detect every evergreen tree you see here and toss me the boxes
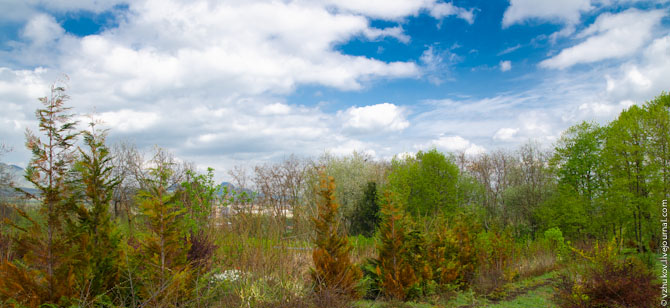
[134,159,192,306]
[373,193,417,300]
[311,172,361,297]
[0,83,80,305]
[70,121,122,302]
[349,181,380,237]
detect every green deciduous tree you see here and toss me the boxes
[602,105,653,251]
[387,149,459,218]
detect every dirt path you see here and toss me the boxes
[490,278,557,303]
[457,276,558,308]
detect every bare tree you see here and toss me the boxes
[228,165,251,192]
[110,142,193,236]
[253,155,308,222]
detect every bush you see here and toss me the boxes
[555,239,659,308]
[426,214,479,290]
[475,229,518,296]
[544,227,569,262]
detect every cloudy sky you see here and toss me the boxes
[0,0,669,179]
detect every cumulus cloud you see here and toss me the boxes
[418,135,486,156]
[540,9,666,69]
[604,35,670,104]
[21,14,64,46]
[502,0,591,27]
[324,0,475,23]
[259,103,291,115]
[493,128,518,141]
[341,103,409,133]
[97,109,160,133]
[0,0,126,23]
[327,139,377,157]
[428,2,475,24]
[499,60,512,72]
[0,0,447,170]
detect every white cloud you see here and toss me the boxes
[420,45,461,84]
[324,0,475,23]
[341,103,409,133]
[327,139,377,157]
[604,35,670,103]
[98,109,160,133]
[500,60,512,72]
[4,0,478,173]
[260,103,291,115]
[428,2,475,24]
[363,26,411,43]
[540,9,666,69]
[418,135,486,156]
[21,14,65,46]
[498,44,521,55]
[502,0,591,27]
[0,0,126,23]
[493,128,518,141]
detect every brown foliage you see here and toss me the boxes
[310,172,361,298]
[555,240,659,308]
[187,230,217,268]
[426,216,478,289]
[375,194,417,300]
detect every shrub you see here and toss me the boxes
[426,214,479,290]
[544,227,569,261]
[475,228,518,296]
[555,239,659,308]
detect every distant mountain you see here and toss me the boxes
[219,182,256,197]
[0,163,33,189]
[0,163,38,197]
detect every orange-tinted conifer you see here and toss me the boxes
[311,172,361,298]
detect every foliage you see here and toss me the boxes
[180,168,222,270]
[555,239,659,308]
[133,161,193,306]
[475,228,518,296]
[0,83,80,306]
[310,172,362,298]
[181,168,220,233]
[308,151,388,232]
[367,193,417,301]
[426,214,479,290]
[387,149,459,218]
[69,121,123,303]
[542,93,670,250]
[543,227,569,262]
[349,181,381,237]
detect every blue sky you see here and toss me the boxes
[0,0,669,180]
